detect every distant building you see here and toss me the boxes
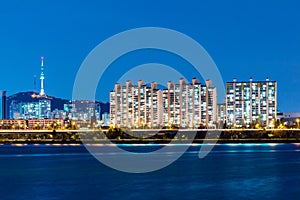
[50,109,67,119]
[226,77,277,128]
[9,98,51,119]
[0,119,26,128]
[38,99,51,118]
[2,91,7,119]
[16,101,39,119]
[65,100,100,121]
[101,112,110,126]
[26,119,64,129]
[277,112,300,126]
[110,78,217,128]
[0,94,2,119]
[0,119,64,130]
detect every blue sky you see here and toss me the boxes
[0,0,299,112]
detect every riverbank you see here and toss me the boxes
[1,129,300,144]
[0,138,299,144]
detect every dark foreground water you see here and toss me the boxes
[0,143,299,200]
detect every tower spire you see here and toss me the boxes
[40,56,45,96]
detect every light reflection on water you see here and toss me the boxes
[0,143,299,156]
[0,143,299,199]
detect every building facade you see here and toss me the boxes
[110,80,162,128]
[217,103,226,127]
[226,78,277,128]
[162,78,217,128]
[110,78,217,129]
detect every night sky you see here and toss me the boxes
[0,0,299,112]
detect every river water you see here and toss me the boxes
[0,143,299,199]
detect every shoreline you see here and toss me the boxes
[0,138,299,145]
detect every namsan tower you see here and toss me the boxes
[40,56,46,96]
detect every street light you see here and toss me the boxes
[296,118,299,129]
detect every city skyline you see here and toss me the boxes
[1,75,280,129]
[0,1,300,113]
[1,2,299,198]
